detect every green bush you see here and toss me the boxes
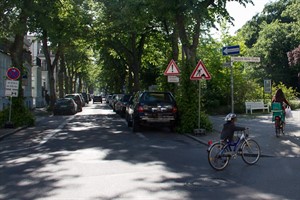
[0,106,35,128]
[290,100,300,110]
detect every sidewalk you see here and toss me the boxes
[187,110,300,158]
[0,107,50,140]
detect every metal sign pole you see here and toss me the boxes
[9,95,12,122]
[198,79,201,129]
[231,62,234,113]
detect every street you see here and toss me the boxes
[0,103,300,200]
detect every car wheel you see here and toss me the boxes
[132,118,140,132]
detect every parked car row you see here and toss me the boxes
[106,91,178,132]
[53,92,92,115]
[54,91,178,132]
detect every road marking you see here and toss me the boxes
[136,132,148,140]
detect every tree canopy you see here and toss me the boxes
[1,0,300,131]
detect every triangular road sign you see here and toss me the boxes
[190,60,211,80]
[164,59,180,76]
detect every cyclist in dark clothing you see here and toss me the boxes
[220,113,246,142]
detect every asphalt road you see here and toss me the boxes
[0,103,300,200]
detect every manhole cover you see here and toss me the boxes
[185,177,230,187]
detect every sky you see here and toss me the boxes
[214,0,276,36]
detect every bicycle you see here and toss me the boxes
[207,129,261,171]
[271,102,285,137]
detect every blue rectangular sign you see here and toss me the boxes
[222,45,240,56]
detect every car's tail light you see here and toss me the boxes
[172,106,178,113]
[137,105,144,113]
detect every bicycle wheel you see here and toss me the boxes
[280,121,285,135]
[208,143,230,170]
[241,139,261,165]
[275,118,280,137]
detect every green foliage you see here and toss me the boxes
[0,106,35,128]
[238,0,300,91]
[174,59,213,133]
[270,82,299,101]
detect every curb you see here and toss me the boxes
[0,116,46,141]
[0,126,27,141]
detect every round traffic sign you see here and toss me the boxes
[6,67,21,80]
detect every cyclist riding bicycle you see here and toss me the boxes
[272,88,290,122]
[220,113,246,142]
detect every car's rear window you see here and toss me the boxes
[141,93,174,103]
[122,95,131,101]
[57,98,71,104]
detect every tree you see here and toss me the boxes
[150,0,254,133]
[29,0,95,108]
[238,0,300,91]
[94,0,156,93]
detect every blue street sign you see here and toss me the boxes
[222,45,240,56]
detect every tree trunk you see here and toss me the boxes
[58,55,65,98]
[42,30,61,110]
[9,6,28,101]
[131,33,146,92]
[174,11,202,133]
[78,73,82,92]
[171,26,179,61]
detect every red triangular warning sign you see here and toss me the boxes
[164,59,180,76]
[190,60,211,80]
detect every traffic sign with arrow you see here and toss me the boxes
[5,80,19,97]
[222,45,240,56]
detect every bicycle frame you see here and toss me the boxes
[208,131,246,154]
[207,130,261,170]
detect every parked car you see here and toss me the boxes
[93,95,102,103]
[126,91,178,132]
[110,94,123,111]
[125,95,134,123]
[106,94,113,104]
[114,94,132,117]
[53,98,77,115]
[78,93,86,107]
[81,92,90,104]
[65,94,83,112]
